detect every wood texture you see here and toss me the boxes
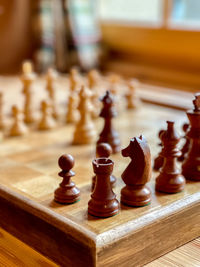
[0,228,57,267]
[0,77,199,266]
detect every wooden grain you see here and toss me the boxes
[0,228,57,267]
[0,77,199,266]
[146,238,200,267]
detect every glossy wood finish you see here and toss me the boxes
[0,77,199,266]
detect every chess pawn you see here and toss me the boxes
[125,80,140,109]
[88,69,100,89]
[21,61,36,124]
[46,68,58,119]
[22,86,35,124]
[182,94,200,181]
[178,123,190,162]
[38,100,56,130]
[88,158,119,217]
[97,91,121,153]
[9,105,28,136]
[91,143,116,191]
[156,121,185,193]
[153,130,165,171]
[73,86,96,145]
[54,154,80,204]
[121,135,151,207]
[66,92,79,123]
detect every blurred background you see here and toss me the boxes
[0,0,200,90]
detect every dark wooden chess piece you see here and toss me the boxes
[97,91,121,153]
[153,129,165,171]
[88,158,119,217]
[54,154,80,204]
[91,143,116,191]
[182,94,200,181]
[120,135,152,207]
[178,123,190,162]
[156,121,185,193]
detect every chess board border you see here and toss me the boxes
[0,183,199,267]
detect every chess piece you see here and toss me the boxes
[54,154,80,204]
[69,67,81,92]
[87,69,101,119]
[66,92,79,123]
[178,123,190,162]
[21,61,36,124]
[73,86,96,144]
[9,105,28,136]
[0,92,4,129]
[182,94,200,181]
[46,68,58,119]
[88,158,119,217]
[125,80,140,109]
[88,69,100,89]
[38,100,56,130]
[156,121,185,193]
[153,130,165,171]
[120,135,151,207]
[109,74,121,96]
[91,143,116,191]
[97,91,121,153]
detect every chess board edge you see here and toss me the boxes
[0,184,199,267]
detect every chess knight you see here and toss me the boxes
[121,135,152,206]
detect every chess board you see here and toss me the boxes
[0,80,199,267]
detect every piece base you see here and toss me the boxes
[121,197,151,207]
[88,208,119,218]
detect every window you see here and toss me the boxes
[99,0,200,90]
[100,0,163,25]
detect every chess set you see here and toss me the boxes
[0,62,199,267]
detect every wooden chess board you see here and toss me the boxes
[0,79,199,267]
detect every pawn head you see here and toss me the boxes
[58,154,74,171]
[96,143,112,157]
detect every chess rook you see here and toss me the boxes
[97,91,121,153]
[182,94,200,181]
[54,154,80,204]
[88,158,119,218]
[121,135,152,207]
[91,143,116,191]
[156,121,185,193]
